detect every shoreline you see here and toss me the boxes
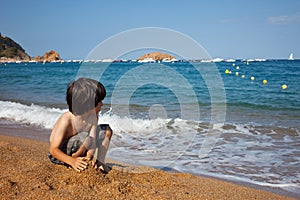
[0,123,298,199]
[1,58,299,64]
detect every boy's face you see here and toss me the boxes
[95,101,103,115]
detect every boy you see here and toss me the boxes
[48,78,112,173]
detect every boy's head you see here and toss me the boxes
[66,78,106,115]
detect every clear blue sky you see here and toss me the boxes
[1,0,300,60]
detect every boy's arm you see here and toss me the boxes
[49,115,88,172]
[71,145,87,158]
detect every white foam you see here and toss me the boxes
[0,101,65,129]
[173,163,300,195]
[98,108,200,135]
[99,114,169,135]
[0,100,199,134]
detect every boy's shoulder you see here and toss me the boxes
[62,111,73,118]
[56,111,74,127]
[61,111,74,121]
[50,111,75,141]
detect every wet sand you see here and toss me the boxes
[0,132,296,200]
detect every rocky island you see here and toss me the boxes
[137,52,176,62]
[0,33,61,62]
[33,50,62,62]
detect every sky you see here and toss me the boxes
[1,0,300,60]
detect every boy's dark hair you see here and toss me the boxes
[66,78,106,115]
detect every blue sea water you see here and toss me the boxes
[0,60,299,196]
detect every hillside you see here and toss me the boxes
[0,33,62,62]
[0,33,31,60]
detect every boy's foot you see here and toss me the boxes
[98,163,112,174]
[92,160,112,174]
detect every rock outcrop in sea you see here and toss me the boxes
[137,52,174,61]
[33,50,62,62]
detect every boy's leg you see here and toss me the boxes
[48,131,89,165]
[66,132,89,156]
[93,124,113,171]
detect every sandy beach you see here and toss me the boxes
[0,132,296,200]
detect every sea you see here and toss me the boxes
[0,60,299,197]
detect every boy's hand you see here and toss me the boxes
[71,157,89,172]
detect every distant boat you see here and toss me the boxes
[162,58,179,63]
[138,58,156,63]
[101,58,114,63]
[200,58,223,63]
[288,53,294,60]
[200,59,213,63]
[224,59,236,62]
[212,58,224,62]
[254,58,266,62]
[162,58,172,62]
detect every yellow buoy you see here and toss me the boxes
[225,69,230,74]
[251,76,255,81]
[235,72,239,76]
[263,79,267,84]
[281,84,288,90]
[241,75,245,78]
